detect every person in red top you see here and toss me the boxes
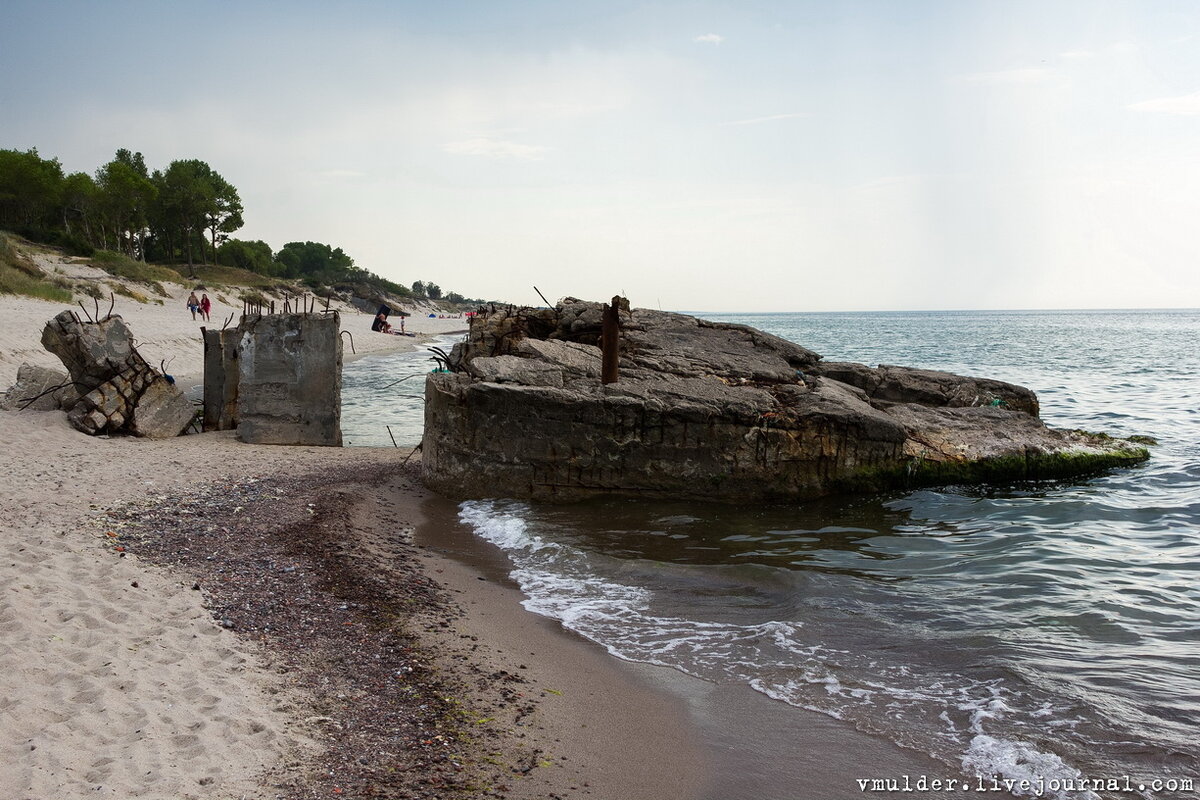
[199,293,212,322]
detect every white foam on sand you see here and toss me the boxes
[459,499,1101,800]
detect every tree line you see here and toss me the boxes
[0,147,242,266]
[0,146,483,303]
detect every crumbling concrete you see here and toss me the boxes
[39,311,193,438]
[202,327,241,432]
[422,298,1149,502]
[235,312,342,446]
[0,363,76,411]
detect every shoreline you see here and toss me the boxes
[414,494,986,800]
[0,406,708,798]
[411,490,709,799]
[0,404,996,799]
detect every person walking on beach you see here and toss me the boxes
[186,291,200,321]
[200,293,212,322]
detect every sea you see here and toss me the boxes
[342,310,1199,799]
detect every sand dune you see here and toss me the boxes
[1,247,470,388]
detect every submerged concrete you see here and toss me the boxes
[422,299,1149,502]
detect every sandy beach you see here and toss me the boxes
[1,251,977,800]
[0,262,710,799]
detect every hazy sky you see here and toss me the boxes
[3,0,1199,311]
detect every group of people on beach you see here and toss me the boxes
[186,291,211,322]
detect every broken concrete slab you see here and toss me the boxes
[130,375,196,439]
[0,363,73,411]
[40,311,192,438]
[423,299,1149,502]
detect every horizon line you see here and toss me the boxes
[680,306,1200,315]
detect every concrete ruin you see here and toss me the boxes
[203,312,343,447]
[422,298,1150,502]
[202,327,240,432]
[0,363,78,412]
[34,311,194,439]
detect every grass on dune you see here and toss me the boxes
[0,232,73,303]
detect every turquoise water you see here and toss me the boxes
[347,311,1200,798]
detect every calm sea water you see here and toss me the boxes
[346,311,1200,798]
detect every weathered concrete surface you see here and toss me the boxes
[40,311,192,438]
[423,298,1149,502]
[236,313,342,446]
[202,328,240,432]
[0,363,74,411]
[130,375,196,439]
[811,362,1040,416]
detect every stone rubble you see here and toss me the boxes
[8,310,197,439]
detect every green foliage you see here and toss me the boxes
[94,150,157,258]
[112,283,155,304]
[89,249,181,294]
[217,238,277,274]
[8,224,95,256]
[0,148,64,228]
[189,262,276,288]
[151,158,242,265]
[238,290,268,306]
[76,282,105,300]
[275,241,354,281]
[0,232,73,302]
[2,144,488,306]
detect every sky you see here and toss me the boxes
[2,0,1199,312]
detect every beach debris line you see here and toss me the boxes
[421,297,1151,502]
[90,464,555,798]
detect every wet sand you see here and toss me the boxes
[411,489,986,800]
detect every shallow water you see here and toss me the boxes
[348,310,1200,798]
[341,334,461,448]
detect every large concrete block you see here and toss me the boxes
[129,376,194,439]
[236,313,342,446]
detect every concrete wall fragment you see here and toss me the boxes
[235,312,342,446]
[202,328,241,431]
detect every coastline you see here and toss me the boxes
[411,491,708,799]
[415,493,986,800]
[0,401,708,798]
[2,283,1004,800]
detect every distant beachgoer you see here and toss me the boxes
[200,293,212,322]
[186,291,200,320]
[372,305,391,333]
[399,316,405,334]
